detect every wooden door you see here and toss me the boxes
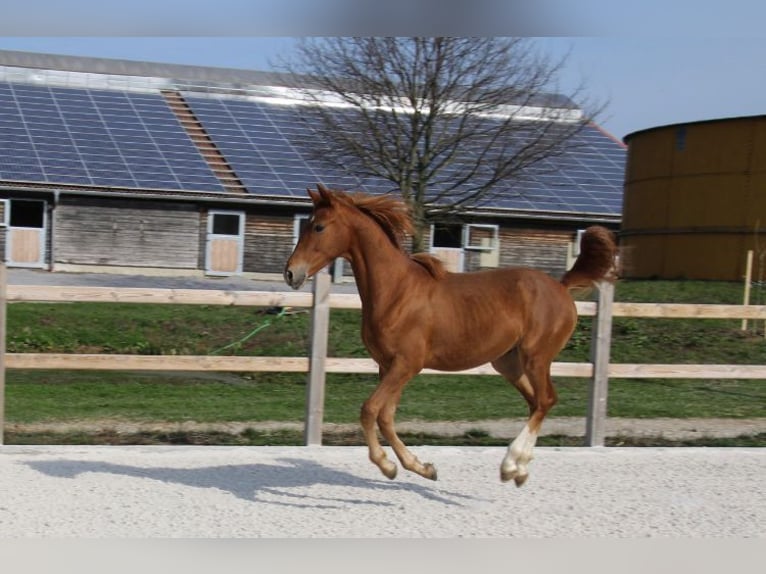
[206,210,244,275]
[6,199,46,268]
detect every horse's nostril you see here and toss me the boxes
[284,269,293,285]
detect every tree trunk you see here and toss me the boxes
[408,201,428,253]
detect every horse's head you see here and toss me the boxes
[284,183,352,289]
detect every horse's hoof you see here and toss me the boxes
[423,463,438,481]
[381,463,398,480]
[500,467,528,486]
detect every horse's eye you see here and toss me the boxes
[314,224,325,233]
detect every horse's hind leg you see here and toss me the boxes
[492,347,534,412]
[492,348,557,486]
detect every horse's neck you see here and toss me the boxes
[346,219,413,306]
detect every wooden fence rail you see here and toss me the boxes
[1,265,764,446]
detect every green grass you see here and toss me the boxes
[8,372,763,425]
[3,279,765,437]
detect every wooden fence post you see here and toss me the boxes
[585,280,614,447]
[742,249,753,331]
[0,263,6,445]
[304,267,330,446]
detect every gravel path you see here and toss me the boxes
[0,445,763,538]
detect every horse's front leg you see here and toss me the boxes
[361,361,436,480]
[360,378,398,480]
[378,385,437,481]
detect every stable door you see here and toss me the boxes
[6,199,47,268]
[205,210,245,275]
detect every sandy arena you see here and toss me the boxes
[0,445,763,538]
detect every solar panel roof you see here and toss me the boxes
[0,82,224,192]
[183,95,374,198]
[0,78,625,216]
[490,126,625,214]
[184,94,624,215]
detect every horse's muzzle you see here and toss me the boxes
[283,265,307,290]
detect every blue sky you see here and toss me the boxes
[0,1,764,141]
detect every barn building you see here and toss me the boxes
[622,115,766,281]
[0,50,625,281]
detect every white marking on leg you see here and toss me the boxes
[517,427,538,476]
[501,424,539,481]
[501,424,530,476]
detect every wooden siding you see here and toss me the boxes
[40,197,579,278]
[497,228,573,277]
[243,214,295,274]
[54,197,200,269]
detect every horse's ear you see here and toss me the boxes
[316,183,334,204]
[307,187,322,205]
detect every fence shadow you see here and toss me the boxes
[24,456,482,509]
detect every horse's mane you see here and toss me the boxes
[332,190,448,279]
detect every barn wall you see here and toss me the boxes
[54,196,200,269]
[0,199,6,261]
[196,210,207,270]
[0,193,593,279]
[243,213,295,274]
[497,227,573,277]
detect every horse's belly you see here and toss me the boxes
[424,334,516,372]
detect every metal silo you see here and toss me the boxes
[621,115,766,280]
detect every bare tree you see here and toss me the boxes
[278,37,604,252]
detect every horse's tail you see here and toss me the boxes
[561,226,618,290]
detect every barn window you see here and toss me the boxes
[9,199,45,228]
[432,223,462,248]
[675,126,687,151]
[211,212,241,236]
[462,224,498,252]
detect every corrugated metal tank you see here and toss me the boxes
[621,115,766,280]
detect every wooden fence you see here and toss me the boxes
[1,265,765,446]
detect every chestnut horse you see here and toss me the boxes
[285,183,616,486]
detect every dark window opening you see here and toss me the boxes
[432,223,462,248]
[10,200,45,228]
[675,126,687,151]
[212,213,241,236]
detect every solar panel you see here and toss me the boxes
[184,95,378,199]
[0,79,625,215]
[0,82,224,192]
[485,124,625,214]
[184,95,624,215]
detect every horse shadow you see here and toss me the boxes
[24,455,482,509]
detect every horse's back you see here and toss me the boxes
[421,266,577,370]
[441,266,572,308]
